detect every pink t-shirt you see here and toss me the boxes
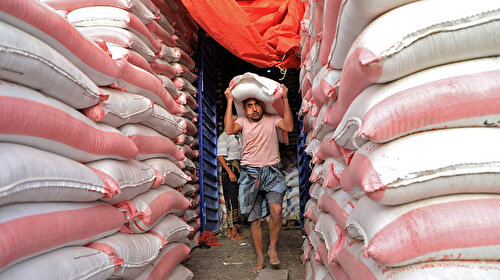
[235,114,283,167]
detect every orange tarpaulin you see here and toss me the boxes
[180,0,305,69]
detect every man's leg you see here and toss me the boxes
[250,218,264,272]
[268,203,282,265]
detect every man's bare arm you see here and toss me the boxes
[224,88,242,135]
[277,84,294,132]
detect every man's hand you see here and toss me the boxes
[228,170,237,182]
[280,84,288,100]
[225,87,233,101]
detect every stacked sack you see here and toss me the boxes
[300,0,500,279]
[0,0,198,279]
[282,167,301,225]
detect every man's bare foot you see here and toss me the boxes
[253,255,265,273]
[268,249,280,266]
[230,233,247,241]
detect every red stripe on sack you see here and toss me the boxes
[340,153,385,196]
[0,0,120,79]
[129,134,185,161]
[89,167,121,199]
[0,96,138,159]
[367,197,500,266]
[146,21,177,47]
[146,244,191,280]
[125,13,161,52]
[324,47,382,128]
[0,204,126,270]
[86,242,124,271]
[318,195,347,230]
[149,231,167,246]
[359,69,500,142]
[141,191,190,227]
[336,244,377,280]
[316,242,350,280]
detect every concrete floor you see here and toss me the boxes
[184,221,305,280]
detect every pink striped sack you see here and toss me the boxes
[311,66,341,110]
[317,188,358,230]
[187,219,201,239]
[0,143,111,206]
[0,81,138,162]
[87,232,163,279]
[171,62,197,83]
[327,0,418,70]
[313,241,350,280]
[67,6,161,53]
[305,41,322,81]
[346,194,500,267]
[83,87,154,128]
[159,44,181,63]
[160,75,182,99]
[322,158,346,189]
[311,253,334,280]
[147,21,178,47]
[334,57,500,150]
[151,58,182,78]
[119,123,185,161]
[174,47,196,71]
[178,144,198,160]
[134,243,191,280]
[324,0,500,128]
[179,91,198,111]
[78,26,156,62]
[311,104,337,141]
[116,59,185,115]
[107,45,158,76]
[318,0,341,66]
[229,72,289,144]
[117,185,190,233]
[0,0,120,86]
[340,128,500,205]
[0,21,104,110]
[148,214,192,246]
[172,77,198,96]
[0,246,117,280]
[87,159,162,205]
[41,0,158,24]
[0,201,126,271]
[165,264,193,280]
[140,104,187,139]
[142,158,191,188]
[337,235,500,280]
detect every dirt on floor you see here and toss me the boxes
[184,221,306,280]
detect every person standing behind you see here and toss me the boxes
[217,127,246,241]
[224,84,293,273]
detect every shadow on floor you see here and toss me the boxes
[184,221,305,280]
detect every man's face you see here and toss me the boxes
[243,98,263,121]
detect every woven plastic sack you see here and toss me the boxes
[341,127,500,205]
[317,188,358,230]
[134,243,191,280]
[337,235,500,280]
[83,87,154,128]
[116,59,185,115]
[67,6,161,53]
[0,143,111,206]
[324,0,500,128]
[327,0,418,69]
[140,104,186,139]
[117,185,190,233]
[160,75,182,99]
[178,144,198,160]
[87,159,161,205]
[171,62,197,83]
[334,57,500,150]
[0,201,126,271]
[0,246,116,280]
[41,0,158,24]
[0,0,120,86]
[311,65,341,109]
[87,232,163,279]
[312,131,351,164]
[179,91,198,111]
[118,123,185,162]
[0,81,138,162]
[142,158,191,188]
[346,194,500,267]
[147,21,178,47]
[0,21,103,109]
[311,103,336,141]
[78,26,155,62]
[149,214,191,246]
[151,58,182,78]
[159,44,181,63]
[172,77,197,96]
[107,45,157,75]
